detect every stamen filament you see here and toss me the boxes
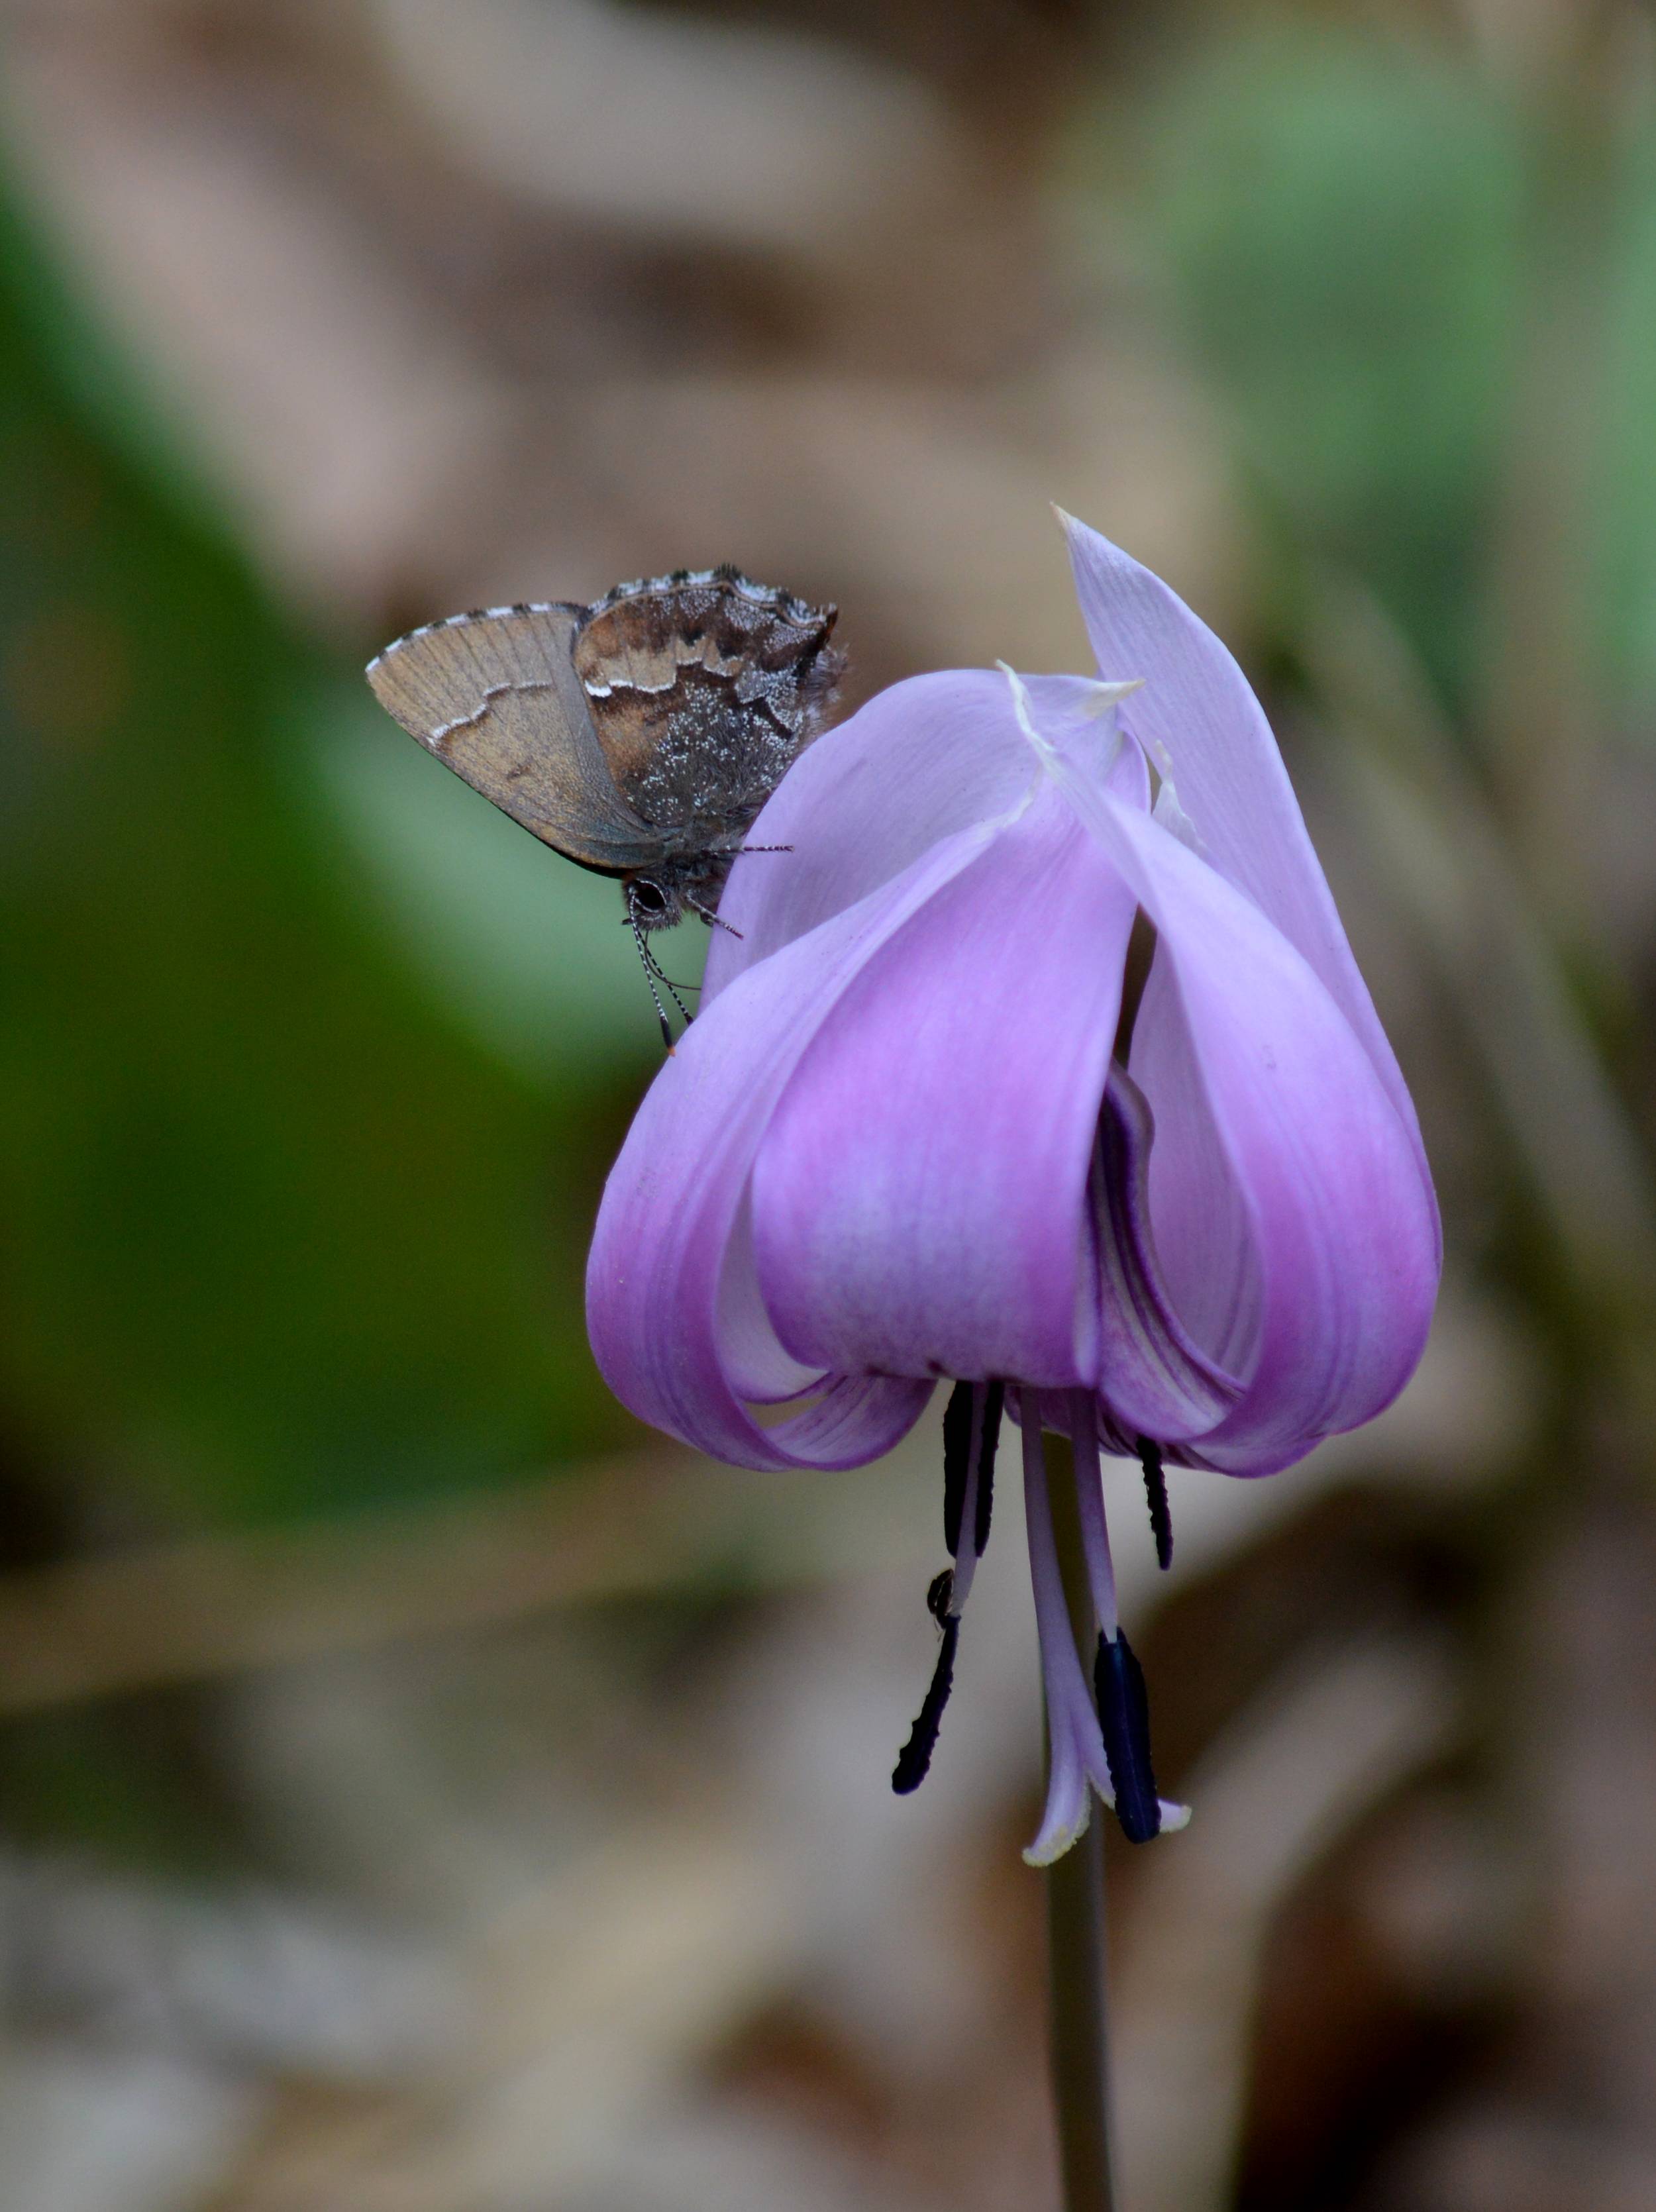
[942,1382,974,1559]
[974,1381,1004,1557]
[947,1380,1004,1617]
[1068,1392,1119,1641]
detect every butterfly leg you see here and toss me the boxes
[627,915,693,1051]
[686,895,743,938]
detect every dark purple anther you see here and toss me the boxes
[1094,1629,1162,1844]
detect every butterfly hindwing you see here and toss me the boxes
[570,571,843,842]
[366,603,660,875]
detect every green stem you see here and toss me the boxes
[1043,1431,1117,2212]
[1046,1814,1115,2210]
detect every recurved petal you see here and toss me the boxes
[586,818,1004,1469]
[748,781,1137,1387]
[1059,513,1436,1227]
[1018,684,1439,1470]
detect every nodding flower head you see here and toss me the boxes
[586,513,1441,1860]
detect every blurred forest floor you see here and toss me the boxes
[3,1,1656,2208]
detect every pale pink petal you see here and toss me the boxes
[749,783,1138,1387]
[587,820,1002,1468]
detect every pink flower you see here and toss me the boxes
[587,515,1440,1858]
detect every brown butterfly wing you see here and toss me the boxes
[366,603,662,876]
[570,572,843,842]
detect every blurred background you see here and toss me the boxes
[0,0,1653,2205]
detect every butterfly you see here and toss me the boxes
[367,565,845,1043]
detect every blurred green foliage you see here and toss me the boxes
[0,187,650,1532]
[1139,25,1524,708]
[1595,123,1656,719]
[1107,21,1656,735]
[309,686,707,1084]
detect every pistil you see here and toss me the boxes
[1023,1394,1117,1865]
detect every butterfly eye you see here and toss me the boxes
[631,880,669,917]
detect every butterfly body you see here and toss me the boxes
[366,566,843,936]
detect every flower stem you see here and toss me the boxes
[1042,1427,1117,2212]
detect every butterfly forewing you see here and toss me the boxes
[366,603,659,875]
